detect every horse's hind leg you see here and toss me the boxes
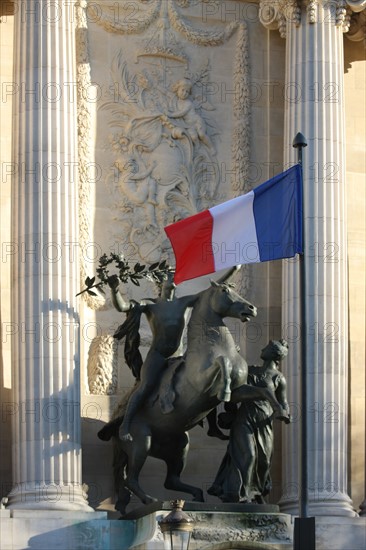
[162,433,204,502]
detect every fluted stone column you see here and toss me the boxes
[260,0,365,517]
[7,0,92,510]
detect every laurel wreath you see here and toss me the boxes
[76,253,172,297]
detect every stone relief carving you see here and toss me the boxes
[92,1,250,265]
[168,0,238,45]
[76,0,250,280]
[100,51,219,262]
[187,513,291,544]
[87,0,161,34]
[76,0,107,310]
[231,23,251,197]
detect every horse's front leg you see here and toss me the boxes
[124,434,158,505]
[231,384,291,423]
[213,356,233,402]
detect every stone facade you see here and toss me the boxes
[0,0,365,548]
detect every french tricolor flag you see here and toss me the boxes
[165,165,303,284]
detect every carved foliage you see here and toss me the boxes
[87,334,118,395]
[259,0,365,34]
[76,1,107,310]
[86,0,161,34]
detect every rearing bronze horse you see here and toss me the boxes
[98,281,289,513]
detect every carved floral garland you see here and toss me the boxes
[76,0,107,310]
[86,0,161,34]
[168,0,239,45]
[232,23,250,196]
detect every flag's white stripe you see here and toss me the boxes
[210,190,259,270]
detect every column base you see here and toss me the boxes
[359,499,366,517]
[279,492,358,517]
[6,483,94,512]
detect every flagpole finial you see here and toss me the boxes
[292,132,307,149]
[292,133,307,165]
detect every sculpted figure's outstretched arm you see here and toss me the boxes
[108,274,132,313]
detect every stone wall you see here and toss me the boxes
[344,37,366,512]
[0,5,14,501]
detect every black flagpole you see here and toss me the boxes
[292,133,316,550]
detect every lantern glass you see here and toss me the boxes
[159,500,194,550]
[162,529,192,550]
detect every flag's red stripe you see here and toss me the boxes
[164,210,214,284]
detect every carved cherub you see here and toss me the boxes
[163,78,216,154]
[114,157,158,228]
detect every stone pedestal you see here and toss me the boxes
[0,510,130,550]
[123,502,366,549]
[126,502,293,550]
[1,505,365,550]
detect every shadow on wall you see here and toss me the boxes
[81,417,115,511]
[199,543,287,550]
[26,518,136,550]
[0,306,13,500]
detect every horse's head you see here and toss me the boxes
[209,280,257,322]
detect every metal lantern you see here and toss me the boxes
[158,500,194,550]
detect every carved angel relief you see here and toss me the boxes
[100,50,219,263]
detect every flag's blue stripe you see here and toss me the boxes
[253,165,303,262]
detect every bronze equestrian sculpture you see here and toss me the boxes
[98,280,290,514]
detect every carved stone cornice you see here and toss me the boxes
[259,0,366,38]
